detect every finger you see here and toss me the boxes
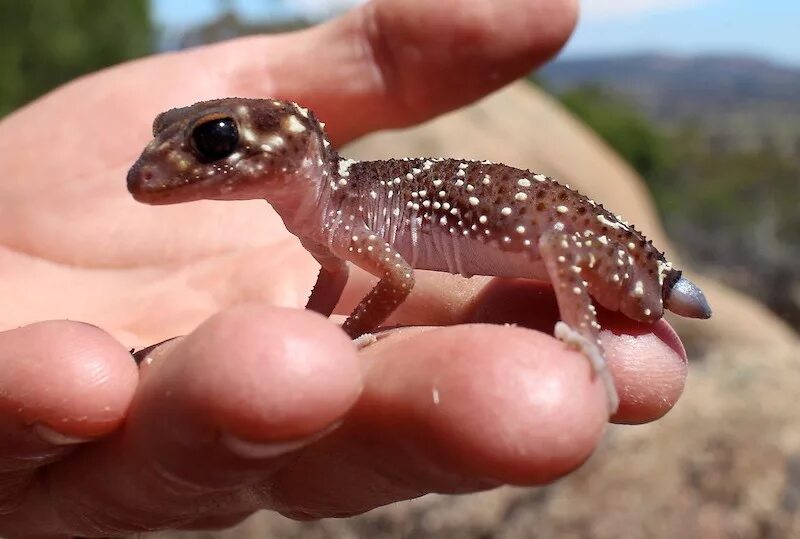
[264,323,683,521]
[88,0,575,147]
[603,318,688,425]
[2,305,361,536]
[460,277,687,423]
[378,275,688,423]
[267,324,608,518]
[0,321,136,511]
[222,0,578,142]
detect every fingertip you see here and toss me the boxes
[605,320,688,425]
[220,0,580,143]
[438,326,607,484]
[555,0,580,44]
[652,318,689,363]
[357,0,580,125]
[149,304,362,443]
[367,325,607,486]
[467,278,689,425]
[0,321,138,438]
[511,0,580,64]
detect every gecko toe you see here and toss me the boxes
[352,333,378,349]
[554,322,619,414]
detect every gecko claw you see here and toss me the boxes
[352,333,378,349]
[665,276,712,319]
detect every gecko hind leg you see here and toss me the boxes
[539,229,620,414]
[554,321,619,413]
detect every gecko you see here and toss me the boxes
[127,98,711,413]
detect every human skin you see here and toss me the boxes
[0,0,688,536]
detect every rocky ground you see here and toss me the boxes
[150,83,800,539]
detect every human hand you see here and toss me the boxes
[0,0,687,535]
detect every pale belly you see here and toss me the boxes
[392,227,549,281]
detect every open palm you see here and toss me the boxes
[0,1,688,536]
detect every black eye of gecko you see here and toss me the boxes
[190,117,239,161]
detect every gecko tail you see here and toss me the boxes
[665,276,712,319]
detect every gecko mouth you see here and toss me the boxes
[126,163,219,205]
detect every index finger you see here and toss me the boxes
[222,0,579,142]
[32,0,576,149]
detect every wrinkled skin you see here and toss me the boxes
[0,0,688,536]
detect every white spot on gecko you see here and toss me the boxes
[633,281,644,297]
[283,115,306,133]
[338,159,357,178]
[597,213,630,231]
[241,127,258,143]
[292,103,310,118]
[260,134,285,152]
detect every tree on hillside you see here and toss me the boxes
[0,0,153,117]
[556,85,673,179]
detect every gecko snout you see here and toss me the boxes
[664,276,712,319]
[126,162,153,195]
[126,161,177,204]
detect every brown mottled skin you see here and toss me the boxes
[128,98,711,412]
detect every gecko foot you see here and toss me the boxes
[554,322,620,414]
[352,333,378,349]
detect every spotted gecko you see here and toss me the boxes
[127,98,711,413]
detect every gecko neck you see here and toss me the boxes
[266,149,347,238]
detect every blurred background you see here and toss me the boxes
[3,0,798,332]
[2,1,799,537]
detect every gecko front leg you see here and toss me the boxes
[301,238,350,318]
[335,226,415,339]
[539,228,620,413]
[301,238,377,347]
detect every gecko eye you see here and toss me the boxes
[190,117,239,161]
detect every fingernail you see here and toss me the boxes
[34,424,94,446]
[132,336,182,365]
[221,421,342,459]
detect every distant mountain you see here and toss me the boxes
[539,54,800,155]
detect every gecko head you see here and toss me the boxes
[127,98,331,205]
[662,268,712,319]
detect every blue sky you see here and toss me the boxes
[564,0,800,66]
[152,0,800,67]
